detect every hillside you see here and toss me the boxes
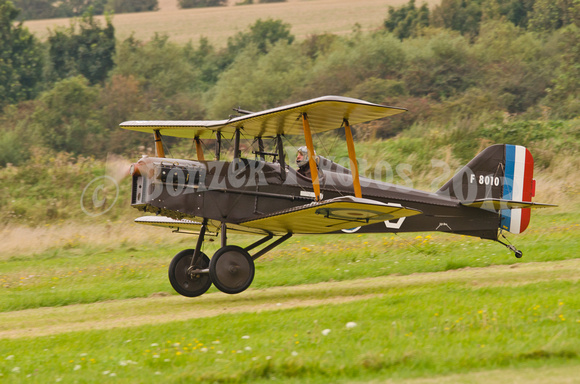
[23,0,430,46]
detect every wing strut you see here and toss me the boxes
[234,128,241,159]
[194,137,205,161]
[276,134,286,180]
[301,113,321,201]
[215,132,221,160]
[154,130,165,158]
[344,119,362,198]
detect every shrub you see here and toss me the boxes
[178,0,226,9]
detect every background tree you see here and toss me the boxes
[0,0,44,109]
[431,0,483,37]
[32,76,101,154]
[384,0,430,40]
[106,0,158,13]
[178,0,226,9]
[227,18,294,55]
[13,0,56,20]
[47,12,115,85]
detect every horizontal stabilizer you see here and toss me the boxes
[462,199,557,211]
[239,196,421,234]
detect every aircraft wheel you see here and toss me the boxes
[168,249,212,297]
[209,246,255,294]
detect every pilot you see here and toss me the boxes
[296,146,316,178]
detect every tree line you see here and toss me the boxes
[14,0,288,20]
[0,0,579,167]
[12,0,158,20]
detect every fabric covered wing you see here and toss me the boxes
[133,216,269,236]
[120,96,406,139]
[239,196,421,234]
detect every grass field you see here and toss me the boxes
[1,207,579,382]
[22,0,438,46]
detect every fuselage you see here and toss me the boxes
[130,156,499,240]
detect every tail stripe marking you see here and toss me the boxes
[501,145,532,234]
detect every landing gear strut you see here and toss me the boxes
[168,220,292,297]
[168,218,213,297]
[496,232,523,258]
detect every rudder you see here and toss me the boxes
[500,144,534,234]
[437,144,535,234]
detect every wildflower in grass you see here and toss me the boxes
[12,367,20,373]
[291,351,299,356]
[5,355,14,360]
[321,329,331,336]
[346,322,357,329]
[74,365,81,371]
[242,335,250,339]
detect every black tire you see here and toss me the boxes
[168,249,212,297]
[209,246,255,294]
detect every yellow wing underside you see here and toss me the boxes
[120,96,406,139]
[239,196,421,234]
[135,197,421,236]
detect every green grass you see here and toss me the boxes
[1,210,578,312]
[1,201,578,382]
[1,276,579,382]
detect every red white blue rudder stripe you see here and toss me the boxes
[500,145,534,234]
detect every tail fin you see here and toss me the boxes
[437,144,537,234]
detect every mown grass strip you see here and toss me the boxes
[1,272,578,383]
[1,214,578,312]
[1,258,578,339]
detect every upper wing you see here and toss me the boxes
[120,96,406,139]
[238,196,421,234]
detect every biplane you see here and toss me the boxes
[120,96,554,297]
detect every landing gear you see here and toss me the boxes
[167,220,292,297]
[497,232,523,258]
[168,249,212,297]
[209,246,255,294]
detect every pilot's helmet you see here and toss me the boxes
[296,146,315,167]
